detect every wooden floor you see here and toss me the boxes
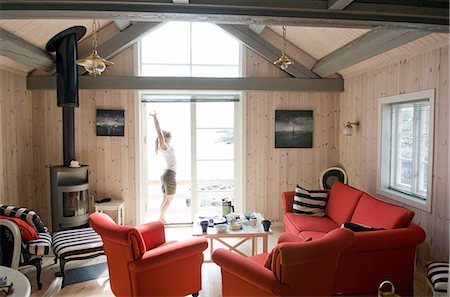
[23,225,431,297]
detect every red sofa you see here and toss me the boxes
[282,182,426,296]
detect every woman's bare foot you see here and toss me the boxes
[159,218,167,224]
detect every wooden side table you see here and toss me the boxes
[94,199,125,225]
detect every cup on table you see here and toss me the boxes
[261,220,271,232]
[200,220,209,233]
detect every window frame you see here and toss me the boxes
[377,89,435,212]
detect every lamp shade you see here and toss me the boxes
[343,126,353,136]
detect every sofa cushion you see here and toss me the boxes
[293,185,328,216]
[300,231,327,240]
[350,193,415,229]
[284,212,338,233]
[264,233,312,271]
[325,182,363,226]
[0,215,39,242]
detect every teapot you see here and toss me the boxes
[222,198,234,217]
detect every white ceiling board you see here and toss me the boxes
[339,33,449,78]
[268,25,369,60]
[0,19,110,49]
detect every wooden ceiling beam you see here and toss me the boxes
[328,0,354,10]
[312,29,430,77]
[27,76,344,92]
[1,1,448,32]
[217,24,319,78]
[0,28,55,73]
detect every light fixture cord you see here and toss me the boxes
[92,19,99,51]
[281,25,287,56]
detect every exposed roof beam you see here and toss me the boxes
[328,0,354,10]
[217,24,319,78]
[77,21,162,75]
[1,1,448,32]
[0,28,55,73]
[312,29,430,77]
[113,20,132,31]
[248,25,266,35]
[27,76,344,92]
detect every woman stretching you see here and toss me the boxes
[150,112,176,224]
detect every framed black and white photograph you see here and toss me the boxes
[275,110,313,148]
[96,109,125,137]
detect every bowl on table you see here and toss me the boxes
[228,221,242,231]
[214,224,228,233]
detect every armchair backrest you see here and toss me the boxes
[89,212,146,296]
[272,228,354,296]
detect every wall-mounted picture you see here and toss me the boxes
[275,110,313,148]
[96,109,125,137]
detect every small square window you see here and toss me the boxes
[377,89,435,212]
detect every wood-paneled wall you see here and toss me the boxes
[0,69,34,209]
[339,46,449,266]
[0,47,137,228]
[244,49,340,222]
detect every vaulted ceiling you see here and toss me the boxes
[0,0,448,87]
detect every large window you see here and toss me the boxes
[377,89,435,211]
[140,22,240,77]
[138,21,243,223]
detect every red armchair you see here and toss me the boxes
[89,212,208,297]
[212,228,354,297]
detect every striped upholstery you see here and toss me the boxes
[52,227,104,260]
[426,261,449,293]
[293,185,328,216]
[28,232,52,256]
[0,205,46,233]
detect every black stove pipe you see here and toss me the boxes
[46,26,86,166]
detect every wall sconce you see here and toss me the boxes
[343,121,360,136]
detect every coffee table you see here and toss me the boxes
[192,212,272,262]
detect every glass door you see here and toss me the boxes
[141,95,240,224]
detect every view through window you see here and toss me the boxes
[377,89,435,212]
[139,22,242,224]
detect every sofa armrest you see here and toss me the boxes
[129,237,207,272]
[344,223,425,253]
[135,221,166,250]
[212,248,287,295]
[282,191,295,214]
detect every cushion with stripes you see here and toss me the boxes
[52,228,104,260]
[0,205,46,233]
[293,185,328,216]
[426,261,448,293]
[28,232,52,256]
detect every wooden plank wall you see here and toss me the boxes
[0,69,34,210]
[339,46,449,266]
[0,46,137,228]
[244,49,340,222]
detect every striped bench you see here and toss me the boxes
[52,227,104,287]
[426,261,448,297]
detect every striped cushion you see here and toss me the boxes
[52,228,104,260]
[293,185,328,216]
[0,205,46,233]
[426,261,448,293]
[28,232,52,256]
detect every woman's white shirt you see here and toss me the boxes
[160,146,177,171]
